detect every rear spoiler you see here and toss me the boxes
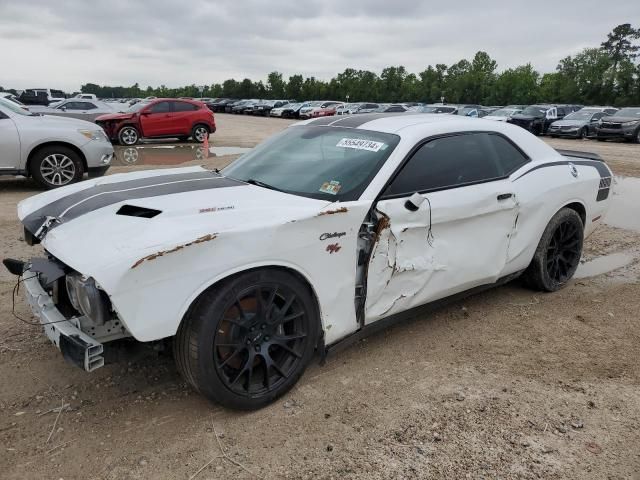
[555,149,604,162]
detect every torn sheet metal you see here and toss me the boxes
[365,181,520,322]
[131,234,217,269]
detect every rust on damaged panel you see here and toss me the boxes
[131,234,217,269]
[316,207,348,217]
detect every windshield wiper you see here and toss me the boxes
[244,178,285,192]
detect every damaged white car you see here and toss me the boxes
[5,113,613,410]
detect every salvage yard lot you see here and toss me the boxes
[1,114,639,479]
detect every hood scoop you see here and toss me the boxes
[116,205,162,218]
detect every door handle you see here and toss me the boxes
[497,193,514,201]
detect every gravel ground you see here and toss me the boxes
[1,114,639,479]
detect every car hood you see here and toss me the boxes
[550,119,587,127]
[95,112,135,121]
[601,115,640,123]
[22,113,98,129]
[18,166,332,274]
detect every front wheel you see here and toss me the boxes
[174,269,319,410]
[118,126,139,146]
[522,208,584,292]
[31,146,84,189]
[191,124,209,143]
[579,127,588,139]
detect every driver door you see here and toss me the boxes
[364,132,525,323]
[140,101,174,137]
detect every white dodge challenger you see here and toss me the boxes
[5,113,613,410]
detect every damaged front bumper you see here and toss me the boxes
[22,270,105,372]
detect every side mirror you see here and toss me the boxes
[404,192,425,211]
[60,106,67,111]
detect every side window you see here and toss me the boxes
[557,108,566,116]
[486,134,529,175]
[592,112,604,121]
[149,101,172,113]
[173,102,198,112]
[384,133,504,196]
[82,102,98,110]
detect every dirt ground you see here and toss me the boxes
[1,114,639,479]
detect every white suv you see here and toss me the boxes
[0,98,113,189]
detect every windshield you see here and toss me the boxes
[564,111,594,121]
[617,108,640,117]
[127,102,150,112]
[521,106,548,116]
[0,97,33,115]
[223,125,400,201]
[285,103,301,109]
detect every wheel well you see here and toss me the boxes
[192,122,210,132]
[27,142,87,176]
[563,202,586,225]
[184,265,322,336]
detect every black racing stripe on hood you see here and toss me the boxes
[23,173,245,234]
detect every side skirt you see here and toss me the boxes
[322,270,524,361]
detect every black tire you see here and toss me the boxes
[191,124,209,143]
[579,127,588,139]
[174,269,319,410]
[118,126,139,146]
[30,145,84,189]
[634,128,640,144]
[522,208,584,292]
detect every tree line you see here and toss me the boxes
[4,24,638,107]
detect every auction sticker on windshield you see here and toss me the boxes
[319,180,342,195]
[336,138,385,152]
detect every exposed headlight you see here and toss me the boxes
[622,120,640,126]
[598,119,603,125]
[78,129,109,142]
[65,273,111,325]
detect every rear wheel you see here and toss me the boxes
[191,124,209,143]
[174,269,319,410]
[522,208,584,292]
[635,128,640,144]
[31,146,84,189]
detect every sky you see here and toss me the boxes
[1,0,639,92]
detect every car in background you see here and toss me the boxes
[252,100,289,116]
[73,93,98,101]
[409,104,458,114]
[206,98,232,112]
[0,97,113,188]
[595,107,640,143]
[374,104,409,113]
[336,103,380,115]
[18,90,51,106]
[29,99,121,122]
[507,104,581,135]
[310,102,343,118]
[271,102,309,118]
[484,107,523,122]
[454,105,485,117]
[548,107,617,139]
[95,98,215,146]
[299,101,341,119]
[231,100,260,114]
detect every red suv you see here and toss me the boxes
[95,98,216,145]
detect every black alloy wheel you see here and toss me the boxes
[523,208,584,292]
[174,269,318,410]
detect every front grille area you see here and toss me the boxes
[600,122,621,129]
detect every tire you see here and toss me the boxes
[522,208,584,292]
[635,129,640,144]
[30,145,84,189]
[191,124,209,143]
[174,269,319,410]
[118,126,139,146]
[579,127,587,139]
